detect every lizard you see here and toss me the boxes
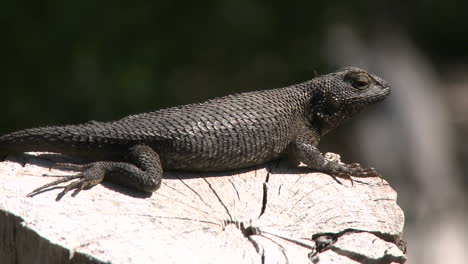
[0,67,390,199]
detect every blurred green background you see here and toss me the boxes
[2,1,468,263]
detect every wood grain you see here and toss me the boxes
[0,154,406,263]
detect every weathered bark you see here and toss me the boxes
[0,153,406,264]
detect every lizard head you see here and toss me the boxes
[311,67,390,135]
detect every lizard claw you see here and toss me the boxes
[27,175,82,198]
[330,170,355,185]
[326,162,381,186]
[28,162,106,200]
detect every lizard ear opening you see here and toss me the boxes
[323,95,341,115]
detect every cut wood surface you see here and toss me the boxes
[0,153,406,264]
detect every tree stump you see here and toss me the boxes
[0,153,406,264]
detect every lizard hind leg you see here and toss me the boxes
[27,144,163,200]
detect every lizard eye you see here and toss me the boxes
[345,72,371,90]
[352,78,369,89]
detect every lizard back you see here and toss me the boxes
[0,84,312,171]
[115,85,311,170]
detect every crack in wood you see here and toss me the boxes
[176,176,212,208]
[329,247,406,264]
[203,178,233,220]
[310,229,406,263]
[228,178,241,200]
[259,171,270,218]
[262,231,315,251]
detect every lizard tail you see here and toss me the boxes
[0,124,130,158]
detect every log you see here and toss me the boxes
[0,153,406,264]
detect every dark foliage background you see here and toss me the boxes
[2,1,468,262]
[3,1,466,129]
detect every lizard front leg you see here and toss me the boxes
[28,144,163,199]
[289,131,380,181]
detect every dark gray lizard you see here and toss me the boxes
[0,67,390,198]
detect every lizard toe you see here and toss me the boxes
[51,162,92,171]
[28,162,107,199]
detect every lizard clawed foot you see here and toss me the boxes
[326,162,381,186]
[342,163,381,178]
[28,162,106,200]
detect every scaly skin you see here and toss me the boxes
[0,67,390,199]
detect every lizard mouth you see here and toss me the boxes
[376,85,391,99]
[367,85,391,103]
[348,85,391,105]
